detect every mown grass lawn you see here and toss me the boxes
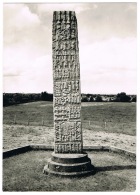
[3,150,136,191]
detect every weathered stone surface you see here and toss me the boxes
[43,152,95,177]
[53,11,82,153]
[44,11,94,177]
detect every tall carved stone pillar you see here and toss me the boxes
[43,11,94,177]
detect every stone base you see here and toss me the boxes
[43,152,95,177]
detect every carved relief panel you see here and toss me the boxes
[53,11,82,153]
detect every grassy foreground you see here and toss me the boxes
[3,102,136,191]
[3,150,136,191]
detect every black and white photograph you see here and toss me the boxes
[2,0,138,192]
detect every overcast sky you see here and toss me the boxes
[3,2,137,94]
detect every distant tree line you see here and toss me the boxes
[81,92,136,103]
[3,92,53,107]
[3,92,136,107]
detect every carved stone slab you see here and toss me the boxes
[53,11,83,153]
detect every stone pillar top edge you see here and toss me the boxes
[53,11,76,21]
[53,11,76,14]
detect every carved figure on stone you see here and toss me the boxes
[53,11,82,153]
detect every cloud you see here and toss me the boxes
[3,3,50,55]
[3,52,53,93]
[80,37,137,94]
[3,3,137,94]
[3,3,52,93]
[35,3,91,13]
[4,3,136,48]
[80,37,137,71]
[5,4,40,28]
[78,3,137,44]
[3,4,41,45]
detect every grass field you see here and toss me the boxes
[3,101,136,135]
[3,101,136,152]
[3,150,136,191]
[3,101,136,191]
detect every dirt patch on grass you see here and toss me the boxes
[82,102,109,107]
[83,129,136,153]
[3,124,54,151]
[3,124,136,153]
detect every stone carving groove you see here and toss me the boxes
[43,11,94,177]
[53,11,82,153]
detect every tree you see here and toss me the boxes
[95,95,102,102]
[41,92,53,101]
[115,92,131,102]
[3,94,9,106]
[131,96,136,102]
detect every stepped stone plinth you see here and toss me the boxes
[43,11,94,177]
[44,153,94,176]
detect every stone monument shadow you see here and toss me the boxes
[95,164,136,173]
